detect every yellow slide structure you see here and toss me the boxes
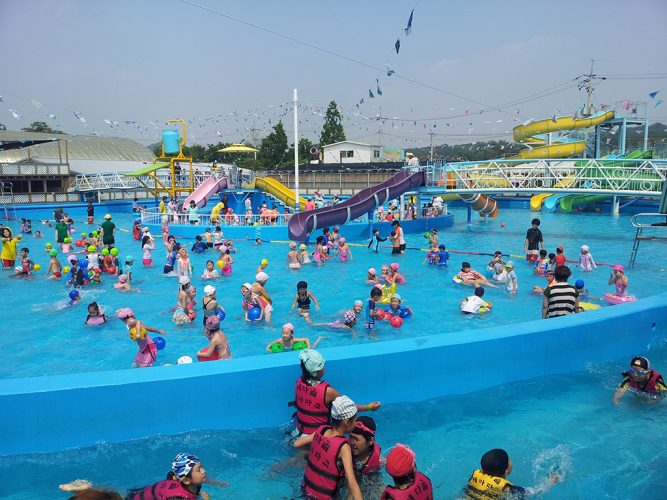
[252,177,308,210]
[513,111,615,143]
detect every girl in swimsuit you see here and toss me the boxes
[290,280,320,324]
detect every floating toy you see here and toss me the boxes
[579,301,601,311]
[389,316,403,328]
[33,264,41,272]
[129,326,148,341]
[375,310,389,321]
[452,276,474,286]
[217,309,226,321]
[261,258,269,266]
[292,341,308,351]
[247,306,262,321]
[270,343,285,353]
[154,336,166,351]
[75,240,84,248]
[603,293,637,305]
[63,266,70,274]
[378,282,397,304]
[501,223,506,228]
[177,356,193,364]
[216,259,226,269]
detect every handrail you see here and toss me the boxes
[631,213,667,228]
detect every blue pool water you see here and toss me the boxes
[1,207,666,379]
[2,341,666,499]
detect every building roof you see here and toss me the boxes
[0,131,155,164]
[321,140,381,149]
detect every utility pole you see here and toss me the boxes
[377,106,384,151]
[429,131,435,162]
[584,59,595,117]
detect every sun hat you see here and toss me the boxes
[330,395,357,421]
[204,285,216,296]
[255,271,269,282]
[386,444,416,477]
[299,349,325,375]
[612,264,625,273]
[172,453,201,481]
[368,268,377,275]
[179,275,190,285]
[282,322,294,333]
[116,308,134,320]
[391,293,402,301]
[205,315,221,330]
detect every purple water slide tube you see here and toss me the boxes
[288,170,425,241]
[183,176,228,209]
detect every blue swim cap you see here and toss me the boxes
[575,279,585,288]
[68,290,80,300]
[172,453,200,480]
[125,255,134,262]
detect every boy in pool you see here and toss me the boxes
[383,294,413,318]
[67,289,81,307]
[460,287,492,315]
[504,261,518,293]
[388,231,401,254]
[365,287,383,330]
[368,228,387,253]
[524,218,544,263]
[287,242,301,269]
[381,444,433,499]
[612,356,666,404]
[46,248,62,279]
[266,323,324,352]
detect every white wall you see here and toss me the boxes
[322,143,378,164]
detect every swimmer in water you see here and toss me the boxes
[311,300,364,330]
[290,280,320,324]
[612,356,666,405]
[299,243,311,264]
[84,302,108,325]
[201,260,219,280]
[287,242,301,269]
[266,323,323,352]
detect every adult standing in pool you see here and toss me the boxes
[292,349,381,439]
[542,265,579,319]
[100,214,116,249]
[86,198,95,224]
[391,220,406,254]
[524,218,544,263]
[54,217,69,249]
[1,228,21,269]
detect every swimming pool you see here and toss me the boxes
[1,206,665,379]
[2,340,666,499]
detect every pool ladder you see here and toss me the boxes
[0,182,16,220]
[629,213,667,267]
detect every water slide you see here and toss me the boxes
[459,193,498,217]
[288,170,425,241]
[559,194,611,212]
[183,176,228,209]
[253,177,307,210]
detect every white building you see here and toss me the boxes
[321,141,383,164]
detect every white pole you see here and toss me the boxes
[293,88,300,213]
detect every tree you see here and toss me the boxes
[282,137,315,167]
[257,121,289,169]
[319,100,346,147]
[21,121,64,134]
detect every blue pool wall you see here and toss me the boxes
[1,293,665,456]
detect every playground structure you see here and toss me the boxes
[250,176,307,211]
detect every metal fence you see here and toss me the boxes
[141,209,292,227]
[0,162,70,176]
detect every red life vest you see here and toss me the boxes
[295,378,330,435]
[129,479,199,500]
[358,443,382,475]
[628,370,663,392]
[381,471,433,500]
[302,426,347,500]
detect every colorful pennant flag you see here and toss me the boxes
[395,39,400,54]
[656,99,663,108]
[376,79,382,96]
[649,91,660,99]
[386,64,395,76]
[369,89,374,98]
[404,9,414,36]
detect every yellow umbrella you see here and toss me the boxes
[217,143,258,153]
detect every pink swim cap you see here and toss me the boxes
[116,308,134,320]
[613,264,625,273]
[390,263,399,271]
[368,268,377,275]
[282,322,294,332]
[339,237,346,243]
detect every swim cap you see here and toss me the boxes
[205,315,220,330]
[391,294,402,301]
[172,453,201,481]
[330,395,357,421]
[354,300,363,307]
[575,279,585,288]
[45,242,52,247]
[255,271,268,282]
[300,349,325,375]
[204,285,216,296]
[282,322,295,333]
[261,258,269,266]
[68,290,80,300]
[299,244,306,250]
[104,214,111,219]
[118,274,128,283]
[125,255,134,262]
[381,264,389,270]
[49,249,58,257]
[505,261,514,268]
[368,268,377,276]
[581,245,590,251]
[557,246,563,252]
[289,242,296,248]
[630,356,650,370]
[481,448,509,476]
[351,416,377,439]
[241,282,253,291]
[339,237,346,243]
[179,275,190,285]
[613,264,625,273]
[110,248,119,255]
[92,231,98,237]
[386,444,416,477]
[390,263,399,271]
[87,245,96,252]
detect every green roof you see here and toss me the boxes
[125,162,172,177]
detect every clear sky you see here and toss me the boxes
[1,0,666,147]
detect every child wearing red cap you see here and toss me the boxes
[381,444,433,499]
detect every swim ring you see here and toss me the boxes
[603,293,637,305]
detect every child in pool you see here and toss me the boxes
[379,264,392,285]
[177,247,192,278]
[198,315,232,361]
[126,318,157,368]
[44,242,53,255]
[84,302,108,325]
[608,264,630,297]
[578,244,597,272]
[46,248,62,279]
[287,242,301,269]
[313,236,325,265]
[460,287,492,315]
[299,243,311,264]
[191,235,208,254]
[202,260,219,279]
[388,263,406,284]
[266,322,323,352]
[67,289,81,307]
[322,244,330,261]
[201,228,214,248]
[61,237,71,254]
[17,247,33,275]
[212,225,224,248]
[504,261,518,293]
[142,235,155,266]
[114,274,131,291]
[290,280,320,323]
[366,287,383,330]
[186,286,197,322]
[163,243,178,275]
[336,238,352,262]
[225,240,237,253]
[366,268,380,284]
[486,251,505,273]
[383,294,413,318]
[311,300,364,330]
[368,229,387,253]
[546,253,557,273]
[240,282,271,322]
[382,444,433,500]
[532,269,554,293]
[220,247,233,275]
[33,230,42,238]
[424,245,439,265]
[161,217,170,245]
[534,249,549,276]
[132,220,142,240]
